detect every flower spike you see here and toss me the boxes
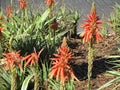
[22,48,44,67]
[46,0,55,7]
[80,2,102,44]
[3,51,23,71]
[49,37,78,85]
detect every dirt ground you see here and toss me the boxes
[68,35,120,90]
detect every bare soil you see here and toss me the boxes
[68,35,120,90]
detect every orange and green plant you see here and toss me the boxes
[80,2,102,90]
[6,5,12,18]
[49,37,78,89]
[0,0,80,90]
[3,51,23,90]
[22,49,43,90]
[46,0,55,7]
[1,0,119,90]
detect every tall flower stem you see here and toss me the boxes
[60,84,65,90]
[11,67,17,90]
[80,2,102,90]
[22,9,25,22]
[10,0,13,7]
[53,29,55,46]
[9,35,13,51]
[34,66,40,90]
[62,0,65,7]
[87,40,94,90]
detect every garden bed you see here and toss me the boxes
[0,0,120,90]
[68,35,120,90]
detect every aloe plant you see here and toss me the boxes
[0,0,81,90]
[97,48,120,90]
[108,3,120,36]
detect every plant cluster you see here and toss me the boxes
[0,0,120,90]
[108,3,120,36]
[97,47,120,90]
[0,0,80,90]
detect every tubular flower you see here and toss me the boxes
[22,49,43,67]
[80,2,102,44]
[46,0,55,7]
[19,0,27,9]
[3,51,23,71]
[6,5,12,18]
[49,37,78,85]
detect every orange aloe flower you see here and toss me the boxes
[46,0,55,7]
[22,49,43,67]
[49,37,78,85]
[6,5,12,18]
[0,14,4,38]
[3,51,23,71]
[80,2,102,43]
[19,0,27,9]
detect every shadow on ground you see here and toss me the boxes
[71,57,120,80]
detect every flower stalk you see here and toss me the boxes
[3,51,23,90]
[9,35,13,51]
[49,37,78,89]
[19,0,27,21]
[22,49,43,90]
[80,2,102,90]
[87,40,94,90]
[11,67,17,90]
[60,84,65,90]
[34,65,40,90]
[50,19,58,46]
[62,0,65,8]
[10,0,13,7]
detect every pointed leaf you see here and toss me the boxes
[21,74,34,90]
[97,77,120,90]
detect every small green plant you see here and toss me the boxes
[0,67,11,90]
[108,3,120,36]
[97,48,120,90]
[56,6,80,38]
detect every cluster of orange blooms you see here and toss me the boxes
[6,5,12,18]
[80,3,102,43]
[19,0,27,10]
[3,49,43,71]
[3,51,23,71]
[46,0,55,7]
[6,0,27,18]
[1,0,27,38]
[1,0,103,86]
[49,37,78,85]
[22,49,43,67]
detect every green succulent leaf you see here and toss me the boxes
[97,77,120,90]
[21,74,34,90]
